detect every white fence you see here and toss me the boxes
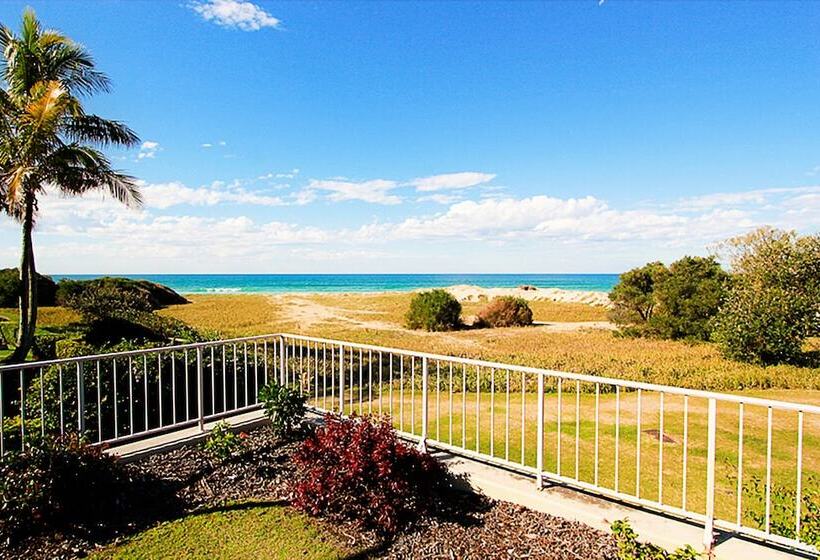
[1,333,817,555]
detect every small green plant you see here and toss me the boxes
[741,475,820,547]
[258,381,307,439]
[405,289,461,331]
[203,421,245,461]
[611,520,701,560]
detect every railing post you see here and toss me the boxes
[703,397,717,552]
[418,357,429,453]
[536,373,544,489]
[338,345,345,414]
[196,347,205,432]
[76,362,85,435]
[279,337,286,385]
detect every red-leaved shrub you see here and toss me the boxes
[477,296,533,327]
[290,414,449,534]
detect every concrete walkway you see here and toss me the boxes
[107,412,810,560]
[438,452,805,560]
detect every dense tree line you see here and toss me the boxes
[609,227,820,365]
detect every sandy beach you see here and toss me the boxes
[441,284,611,307]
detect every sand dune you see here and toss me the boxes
[442,284,611,307]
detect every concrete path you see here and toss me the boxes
[438,451,805,560]
[106,412,810,559]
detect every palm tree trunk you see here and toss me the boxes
[8,196,37,363]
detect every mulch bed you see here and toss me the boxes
[3,426,618,560]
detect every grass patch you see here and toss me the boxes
[0,306,81,329]
[89,502,355,560]
[305,382,820,535]
[160,294,820,392]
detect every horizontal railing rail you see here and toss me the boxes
[1,332,817,556]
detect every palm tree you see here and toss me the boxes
[0,9,141,362]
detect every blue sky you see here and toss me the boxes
[0,0,818,274]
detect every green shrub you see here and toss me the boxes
[609,257,727,341]
[405,289,461,331]
[713,286,811,365]
[59,279,201,346]
[203,421,246,461]
[0,435,168,542]
[258,381,307,439]
[713,228,820,365]
[477,296,533,327]
[56,277,187,310]
[650,257,728,340]
[611,520,700,559]
[609,262,667,326]
[0,267,57,307]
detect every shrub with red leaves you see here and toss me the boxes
[290,414,449,534]
[477,296,533,328]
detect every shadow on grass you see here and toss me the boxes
[185,499,291,517]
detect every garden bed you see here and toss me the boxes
[4,425,619,560]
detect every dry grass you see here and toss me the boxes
[0,306,80,328]
[161,294,820,392]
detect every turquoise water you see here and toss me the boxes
[51,274,619,295]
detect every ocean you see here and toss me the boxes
[50,274,619,295]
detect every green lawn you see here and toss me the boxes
[307,381,819,539]
[89,502,356,560]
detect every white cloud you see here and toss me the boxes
[291,189,318,206]
[137,140,160,160]
[417,193,464,204]
[201,143,212,148]
[300,171,495,204]
[352,194,771,244]
[409,172,496,192]
[675,186,820,211]
[307,178,401,205]
[140,181,286,208]
[190,0,280,31]
[15,179,818,273]
[258,168,300,180]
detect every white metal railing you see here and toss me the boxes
[1,333,817,555]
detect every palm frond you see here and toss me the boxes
[42,144,143,208]
[23,80,69,134]
[62,114,139,147]
[43,41,110,95]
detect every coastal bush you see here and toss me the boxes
[258,381,307,439]
[713,228,820,365]
[59,279,201,346]
[0,435,161,541]
[405,289,461,331]
[290,414,449,534]
[203,421,246,461]
[651,256,728,340]
[56,277,188,310]
[22,339,223,442]
[477,296,533,327]
[0,267,57,307]
[608,257,726,341]
[608,262,666,327]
